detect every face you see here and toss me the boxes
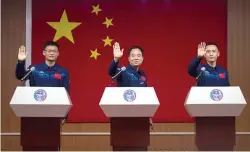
[204,45,220,62]
[128,48,144,67]
[43,45,59,61]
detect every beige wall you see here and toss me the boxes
[1,0,250,151]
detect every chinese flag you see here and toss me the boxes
[32,0,227,122]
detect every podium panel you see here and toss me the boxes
[99,87,160,151]
[184,86,247,151]
[185,86,246,117]
[9,86,72,151]
[10,86,72,117]
[99,87,160,117]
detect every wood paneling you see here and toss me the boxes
[1,0,26,134]
[2,135,250,151]
[227,0,250,132]
[1,0,250,151]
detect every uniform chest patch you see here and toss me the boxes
[140,76,146,81]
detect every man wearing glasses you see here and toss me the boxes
[15,41,70,124]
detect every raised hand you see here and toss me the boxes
[197,42,206,57]
[113,42,124,62]
[18,45,27,61]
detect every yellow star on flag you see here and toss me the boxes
[47,10,82,44]
[91,4,102,16]
[102,36,113,47]
[103,17,113,28]
[90,48,101,60]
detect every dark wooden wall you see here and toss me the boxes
[1,0,250,151]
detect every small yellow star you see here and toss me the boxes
[90,48,101,60]
[47,10,82,43]
[103,17,113,28]
[102,36,113,47]
[91,4,102,16]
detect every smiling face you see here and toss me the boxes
[128,48,144,67]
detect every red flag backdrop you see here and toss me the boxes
[31,0,227,122]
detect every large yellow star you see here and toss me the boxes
[90,48,101,60]
[103,17,113,28]
[91,4,102,16]
[102,36,113,47]
[47,10,82,44]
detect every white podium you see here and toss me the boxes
[99,87,159,117]
[184,86,247,151]
[10,86,72,117]
[99,87,160,151]
[9,86,72,151]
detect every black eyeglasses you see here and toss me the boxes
[44,50,58,53]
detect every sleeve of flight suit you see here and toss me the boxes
[188,57,202,78]
[108,60,120,77]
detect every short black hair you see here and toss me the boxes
[206,42,219,49]
[43,41,59,49]
[128,46,144,56]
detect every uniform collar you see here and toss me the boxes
[42,61,58,71]
[205,62,218,71]
[127,64,142,73]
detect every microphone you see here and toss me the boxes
[108,66,126,87]
[111,66,126,80]
[21,66,35,81]
[196,67,205,85]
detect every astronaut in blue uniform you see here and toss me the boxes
[188,43,234,151]
[188,42,230,86]
[108,42,153,128]
[15,41,69,124]
[108,42,147,87]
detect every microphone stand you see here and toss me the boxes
[21,80,26,86]
[196,70,205,86]
[108,78,117,87]
[108,66,126,87]
[20,72,30,86]
[20,66,35,86]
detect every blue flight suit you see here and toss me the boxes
[188,57,230,86]
[108,60,147,87]
[15,61,70,120]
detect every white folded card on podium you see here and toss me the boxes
[184,86,247,117]
[10,86,72,117]
[99,87,160,117]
